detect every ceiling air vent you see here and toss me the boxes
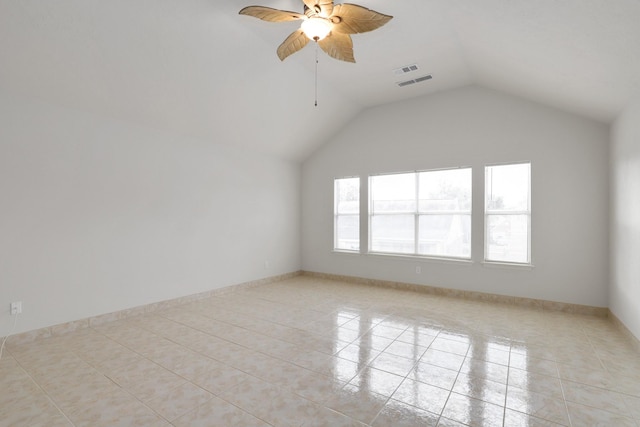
[396,74,433,87]
[393,64,419,76]
[397,80,415,87]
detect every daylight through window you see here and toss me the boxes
[369,168,472,259]
[334,177,360,251]
[485,163,531,264]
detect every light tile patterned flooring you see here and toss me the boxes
[2,276,640,426]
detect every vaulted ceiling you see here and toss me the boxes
[1,0,639,161]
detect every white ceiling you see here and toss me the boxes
[1,0,639,161]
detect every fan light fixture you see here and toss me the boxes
[239,0,393,106]
[301,17,331,41]
[239,1,393,63]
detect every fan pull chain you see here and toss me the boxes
[314,42,319,107]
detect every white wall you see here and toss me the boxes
[302,86,610,307]
[610,100,640,339]
[0,91,301,335]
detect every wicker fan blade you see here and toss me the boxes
[318,32,355,63]
[239,6,304,22]
[302,0,334,17]
[277,29,310,61]
[330,3,392,34]
[317,0,334,17]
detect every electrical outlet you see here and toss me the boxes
[415,266,422,274]
[264,261,270,269]
[10,301,22,315]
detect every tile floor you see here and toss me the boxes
[2,276,640,426]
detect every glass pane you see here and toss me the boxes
[371,173,416,213]
[335,215,359,251]
[486,163,530,212]
[335,177,360,214]
[418,214,471,258]
[371,214,415,254]
[486,214,529,263]
[419,168,471,212]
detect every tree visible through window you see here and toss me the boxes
[334,177,360,251]
[369,168,472,259]
[485,163,531,264]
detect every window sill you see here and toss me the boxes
[332,249,360,255]
[482,261,534,270]
[330,251,534,270]
[367,252,473,266]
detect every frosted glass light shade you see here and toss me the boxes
[301,18,331,41]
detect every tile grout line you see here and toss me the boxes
[4,277,639,427]
[503,344,511,427]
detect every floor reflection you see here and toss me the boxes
[5,277,637,426]
[326,305,575,426]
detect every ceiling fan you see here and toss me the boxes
[239,0,393,63]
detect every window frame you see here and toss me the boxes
[368,167,472,260]
[333,176,360,252]
[484,162,532,265]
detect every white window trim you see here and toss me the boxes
[334,176,360,252]
[484,162,532,265]
[368,167,472,261]
[367,251,474,265]
[482,260,535,269]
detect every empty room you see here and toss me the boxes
[1,0,640,426]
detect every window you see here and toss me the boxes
[334,177,360,251]
[369,168,472,259]
[485,163,531,264]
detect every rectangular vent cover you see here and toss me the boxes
[393,64,419,76]
[396,74,432,87]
